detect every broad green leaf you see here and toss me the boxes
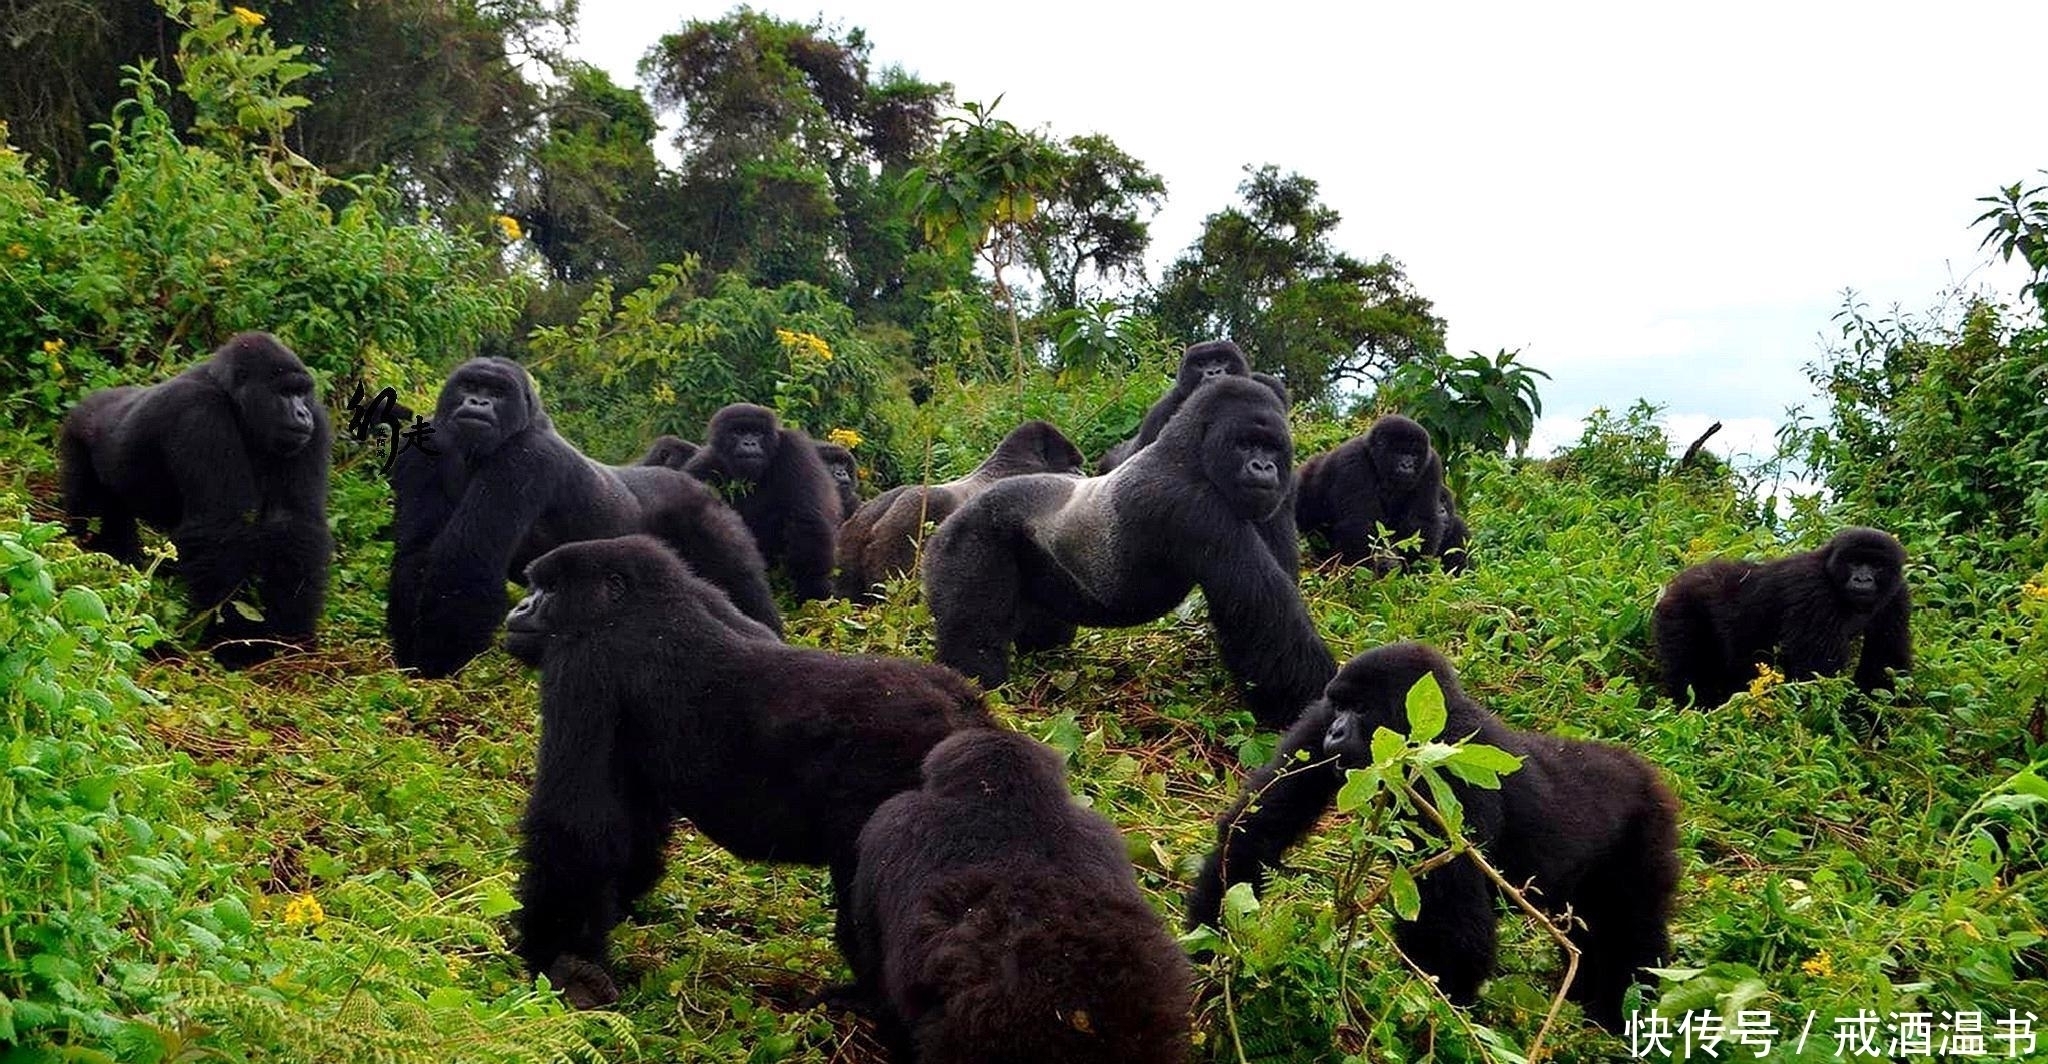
[1389,866,1421,921]
[1335,767,1383,813]
[1370,726,1405,766]
[1405,672,1446,741]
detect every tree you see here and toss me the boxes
[1974,173,2048,315]
[1021,133,1165,315]
[511,62,664,284]
[1151,165,1445,405]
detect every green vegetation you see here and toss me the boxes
[3,2,2045,1062]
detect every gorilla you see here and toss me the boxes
[1187,642,1680,1032]
[1095,340,1252,474]
[925,377,1332,728]
[1295,415,1449,573]
[835,421,1084,599]
[1250,371,1291,410]
[816,442,861,521]
[636,435,699,470]
[387,358,779,678]
[1437,485,1471,574]
[1653,527,1911,708]
[684,404,840,602]
[504,535,993,1009]
[845,729,1193,1063]
[58,332,332,668]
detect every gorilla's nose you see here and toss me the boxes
[1323,713,1352,750]
[1247,458,1278,481]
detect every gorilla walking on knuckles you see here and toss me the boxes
[1653,526,1911,708]
[502,535,992,1010]
[59,332,332,668]
[387,358,779,678]
[684,403,841,601]
[1295,414,1451,573]
[924,376,1332,728]
[835,420,1084,599]
[1095,340,1252,474]
[1187,643,1680,1031]
[845,729,1193,1063]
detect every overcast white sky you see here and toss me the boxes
[568,1,2044,459]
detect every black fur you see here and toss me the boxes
[1187,642,1680,1031]
[816,442,861,522]
[1295,415,1449,573]
[387,359,779,678]
[637,435,699,470]
[1653,526,1911,707]
[58,332,332,668]
[845,729,1194,1062]
[1095,340,1251,474]
[1437,485,1470,574]
[506,535,993,1009]
[684,404,840,602]
[925,377,1331,728]
[1250,371,1290,410]
[835,421,1084,599]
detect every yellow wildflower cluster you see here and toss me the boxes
[43,338,64,354]
[2023,582,2048,602]
[280,893,326,927]
[231,6,265,27]
[826,427,862,450]
[493,214,523,242]
[7,243,27,259]
[776,328,833,363]
[1746,663,1785,698]
[1801,949,1834,977]
[651,381,677,406]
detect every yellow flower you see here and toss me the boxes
[42,338,64,354]
[231,6,264,27]
[826,427,862,450]
[1746,663,1785,698]
[775,328,832,362]
[6,243,26,259]
[281,893,325,927]
[651,381,677,406]
[2023,582,2048,602]
[493,214,523,242]
[1801,950,1834,977]
[208,253,232,270]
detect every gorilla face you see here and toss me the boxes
[1318,644,1461,768]
[506,541,647,663]
[1177,339,1251,390]
[1368,415,1434,491]
[1199,396,1292,521]
[1825,528,1906,611]
[826,456,854,488]
[708,405,781,483]
[439,359,535,455]
[214,334,318,457]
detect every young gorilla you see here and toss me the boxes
[59,332,332,668]
[1095,340,1253,474]
[1187,643,1680,1032]
[635,435,699,470]
[925,378,1332,728]
[1653,526,1911,708]
[846,729,1193,1063]
[1437,485,1471,574]
[684,403,840,601]
[387,359,779,678]
[816,442,861,521]
[504,535,993,1010]
[835,421,1084,600]
[1295,414,1449,573]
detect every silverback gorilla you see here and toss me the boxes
[846,729,1193,1063]
[1653,527,1911,708]
[387,358,779,678]
[924,377,1332,728]
[59,332,332,667]
[1295,414,1449,573]
[1188,643,1680,1031]
[816,441,861,522]
[684,404,840,602]
[1096,340,1252,474]
[834,420,1084,599]
[503,535,992,1009]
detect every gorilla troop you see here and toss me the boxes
[387,358,778,677]
[684,404,840,601]
[836,420,1084,599]
[1188,643,1680,1031]
[846,729,1193,1062]
[815,441,861,521]
[505,535,992,1010]
[60,332,332,668]
[1096,340,1252,474]
[1296,414,1452,573]
[925,377,1332,728]
[1654,526,1911,708]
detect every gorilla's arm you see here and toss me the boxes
[643,488,784,637]
[1186,703,1342,930]
[517,669,633,979]
[1132,391,1189,451]
[776,433,838,602]
[1199,544,1334,727]
[159,397,269,628]
[1256,489,1302,577]
[412,442,561,676]
[1854,590,1913,694]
